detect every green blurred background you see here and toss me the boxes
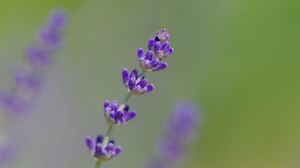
[0,0,300,168]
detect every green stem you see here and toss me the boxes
[139,69,146,78]
[103,125,114,147]
[94,160,101,168]
[122,92,131,104]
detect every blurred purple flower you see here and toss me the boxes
[0,9,67,116]
[0,145,13,164]
[0,9,67,166]
[26,45,51,68]
[146,100,201,167]
[0,92,31,114]
[157,101,199,160]
[14,70,42,98]
[156,138,185,161]
[39,10,68,48]
[122,68,154,95]
[85,135,122,161]
[145,159,169,168]
[103,100,137,126]
[137,29,174,72]
[165,101,199,143]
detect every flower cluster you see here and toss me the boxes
[122,68,154,95]
[85,29,173,167]
[0,10,67,164]
[145,101,200,168]
[85,135,122,161]
[137,28,174,72]
[103,100,137,126]
[0,10,67,115]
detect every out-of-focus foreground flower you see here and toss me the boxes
[145,100,201,168]
[0,9,68,165]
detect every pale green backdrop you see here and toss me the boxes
[0,0,299,168]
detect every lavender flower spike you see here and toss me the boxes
[157,101,200,160]
[103,100,137,126]
[14,70,42,98]
[0,92,31,114]
[39,10,68,48]
[122,68,154,95]
[0,145,13,164]
[86,29,174,168]
[137,28,174,72]
[145,101,201,168]
[85,135,122,162]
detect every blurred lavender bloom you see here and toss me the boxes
[0,145,13,164]
[137,29,174,72]
[164,101,199,143]
[146,101,201,167]
[85,135,122,162]
[157,101,199,160]
[0,9,67,166]
[122,68,154,95]
[14,70,42,98]
[39,10,68,48]
[0,92,31,114]
[156,138,185,161]
[26,45,51,68]
[0,10,67,116]
[145,159,169,168]
[48,10,68,30]
[103,100,137,126]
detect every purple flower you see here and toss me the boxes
[85,135,122,161]
[0,145,13,164]
[145,101,200,167]
[26,45,51,68]
[103,100,137,126]
[145,159,169,168]
[39,10,67,48]
[122,68,155,95]
[0,92,31,114]
[156,138,185,161]
[0,9,67,166]
[14,70,42,98]
[137,29,174,72]
[157,101,199,160]
[48,10,68,30]
[164,101,199,144]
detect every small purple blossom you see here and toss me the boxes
[103,100,137,126]
[0,92,31,114]
[145,159,169,168]
[14,70,42,98]
[156,138,185,161]
[26,45,51,68]
[85,135,122,161]
[164,101,199,143]
[122,68,155,95]
[157,101,199,160]
[146,101,201,167]
[0,145,13,164]
[39,10,68,48]
[48,10,68,30]
[137,29,174,72]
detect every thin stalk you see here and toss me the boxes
[94,160,101,168]
[95,69,147,168]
